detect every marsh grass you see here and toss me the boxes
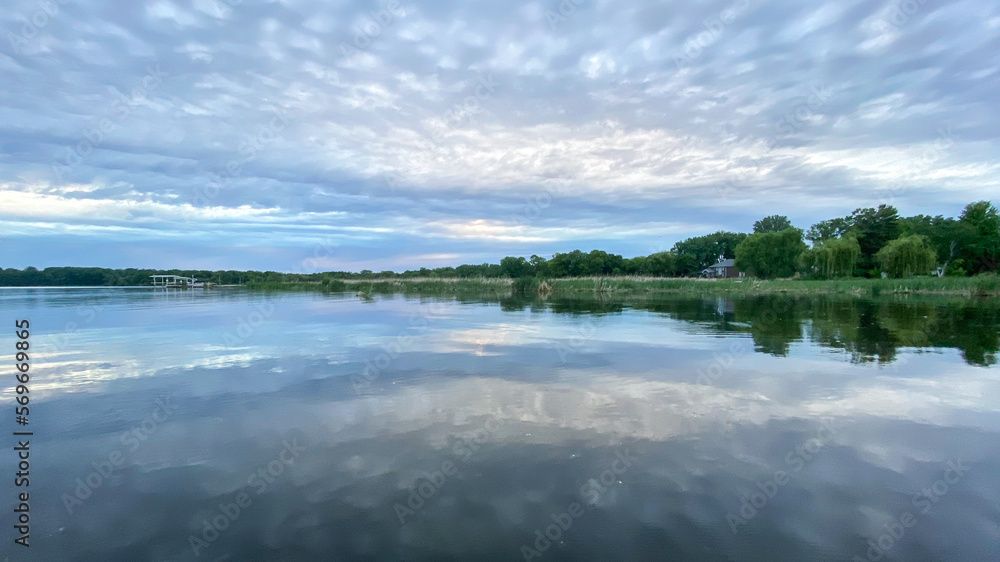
[551,275,1000,296]
[247,274,1000,297]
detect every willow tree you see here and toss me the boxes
[876,235,938,278]
[801,236,861,279]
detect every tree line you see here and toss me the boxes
[2,201,997,286]
[742,201,999,279]
[446,200,997,280]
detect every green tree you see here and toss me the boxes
[800,236,861,279]
[586,250,625,275]
[959,201,1000,273]
[734,227,807,279]
[646,252,676,276]
[849,205,901,274]
[806,217,852,243]
[548,250,585,277]
[674,253,700,277]
[623,256,647,275]
[547,250,623,277]
[673,231,748,270]
[529,255,548,277]
[500,256,532,278]
[899,214,977,271]
[753,215,792,234]
[961,201,1000,235]
[876,235,938,278]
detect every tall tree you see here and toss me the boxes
[899,214,977,270]
[646,252,676,276]
[674,253,700,277]
[500,256,532,278]
[586,250,625,275]
[672,231,748,270]
[529,255,549,277]
[806,217,853,243]
[735,228,807,279]
[753,215,793,233]
[547,250,624,276]
[623,256,647,275]
[959,201,1000,273]
[849,205,901,275]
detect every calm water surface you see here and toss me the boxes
[1,288,999,561]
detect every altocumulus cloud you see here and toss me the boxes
[1,0,999,270]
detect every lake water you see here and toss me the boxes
[2,288,999,561]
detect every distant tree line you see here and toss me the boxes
[3,201,997,286]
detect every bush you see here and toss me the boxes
[945,259,967,277]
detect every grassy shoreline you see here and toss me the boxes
[245,275,1000,297]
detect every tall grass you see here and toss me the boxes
[342,277,512,296]
[548,275,1000,296]
[246,274,1000,297]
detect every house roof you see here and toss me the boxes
[713,259,735,268]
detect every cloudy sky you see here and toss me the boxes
[2,0,999,272]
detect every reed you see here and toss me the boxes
[246,274,1000,297]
